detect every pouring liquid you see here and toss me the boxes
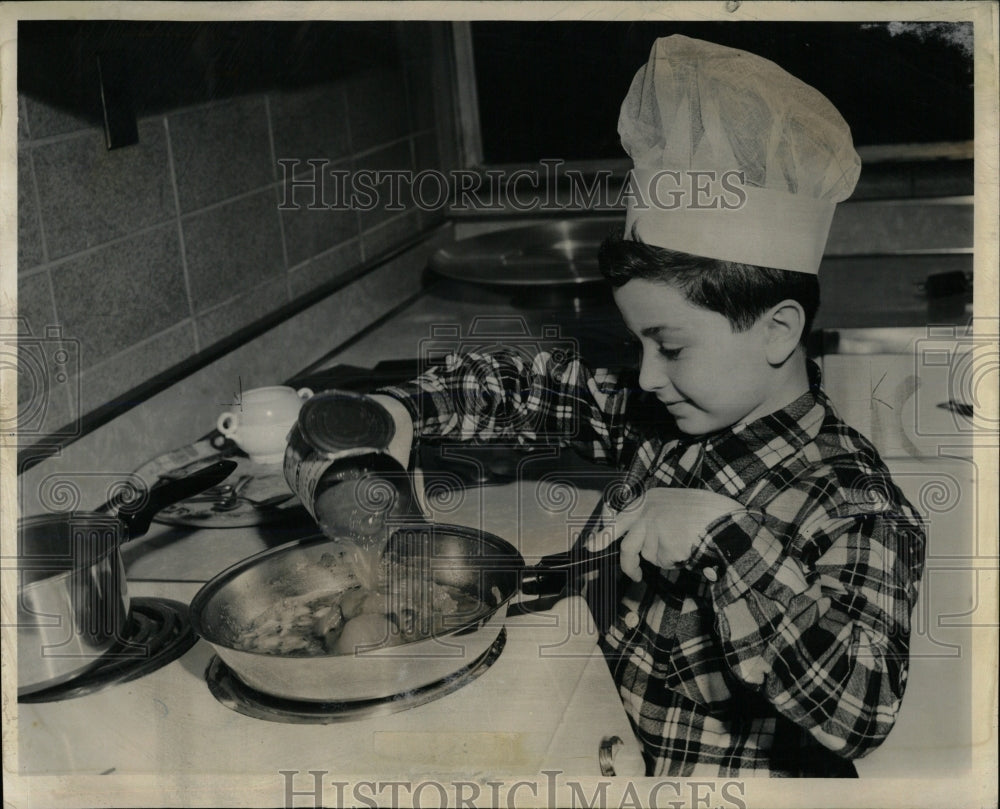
[281,414,437,652]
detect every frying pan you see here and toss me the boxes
[189,522,622,702]
[17,459,237,696]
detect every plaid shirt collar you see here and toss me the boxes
[659,360,828,499]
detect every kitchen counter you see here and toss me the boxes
[14,271,650,806]
[127,277,981,781]
[20,437,642,803]
[18,475,647,800]
[19,587,640,779]
[297,278,985,781]
[15,265,984,801]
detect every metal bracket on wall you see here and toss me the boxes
[97,50,139,150]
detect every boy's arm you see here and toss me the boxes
[688,500,926,759]
[374,349,631,465]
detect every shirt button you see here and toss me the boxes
[624,611,640,629]
[703,567,719,582]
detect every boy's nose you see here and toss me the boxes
[638,350,669,393]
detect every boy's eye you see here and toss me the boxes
[658,346,683,360]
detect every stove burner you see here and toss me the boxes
[206,628,507,723]
[18,598,197,703]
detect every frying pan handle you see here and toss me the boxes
[104,459,238,540]
[520,540,623,597]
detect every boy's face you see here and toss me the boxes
[613,278,785,435]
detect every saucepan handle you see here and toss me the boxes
[98,459,238,540]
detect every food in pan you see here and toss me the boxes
[234,543,489,656]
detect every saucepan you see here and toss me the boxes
[189,522,622,703]
[17,459,237,696]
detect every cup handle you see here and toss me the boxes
[217,411,239,437]
[297,387,314,400]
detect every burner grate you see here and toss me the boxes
[205,628,506,723]
[18,598,198,703]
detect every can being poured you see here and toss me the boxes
[283,391,419,551]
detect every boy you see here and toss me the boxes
[361,36,927,777]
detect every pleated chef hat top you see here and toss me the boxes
[619,35,861,274]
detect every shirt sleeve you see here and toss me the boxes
[685,502,926,759]
[375,349,633,466]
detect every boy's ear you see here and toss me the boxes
[763,299,806,365]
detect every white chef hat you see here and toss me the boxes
[619,35,861,274]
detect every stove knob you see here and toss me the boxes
[599,734,645,777]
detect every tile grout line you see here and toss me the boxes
[19,126,100,149]
[403,55,417,167]
[16,265,48,281]
[142,95,246,125]
[77,320,194,382]
[25,150,50,269]
[25,218,178,274]
[163,115,201,353]
[22,87,425,154]
[90,228,419,380]
[25,181,299,280]
[363,208,421,242]
[351,132,423,163]
[287,237,361,275]
[20,96,249,148]
[40,268,76,422]
[408,132,421,230]
[178,182,278,220]
[16,225,447,467]
[19,95,32,141]
[20,101,77,426]
[195,277,284,322]
[341,85,366,263]
[402,58,417,152]
[278,128,435,182]
[264,95,293,305]
[36,123,435,264]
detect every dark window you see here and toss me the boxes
[471,21,974,164]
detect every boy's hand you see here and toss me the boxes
[367,394,414,470]
[586,488,746,582]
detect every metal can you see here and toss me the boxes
[296,391,395,455]
[283,392,417,548]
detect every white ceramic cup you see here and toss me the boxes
[217,386,314,464]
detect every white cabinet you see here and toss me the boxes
[854,456,985,777]
[820,325,989,460]
[819,326,993,777]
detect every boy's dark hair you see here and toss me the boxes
[598,229,820,345]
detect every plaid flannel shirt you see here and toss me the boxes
[379,349,926,777]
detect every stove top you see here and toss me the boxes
[18,598,198,703]
[17,594,641,784]
[205,629,507,724]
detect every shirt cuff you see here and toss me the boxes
[373,384,423,430]
[685,509,763,570]
[686,508,814,600]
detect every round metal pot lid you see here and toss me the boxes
[428,219,622,287]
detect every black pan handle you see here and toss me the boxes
[519,534,661,601]
[98,459,238,540]
[520,539,623,597]
[521,490,633,598]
